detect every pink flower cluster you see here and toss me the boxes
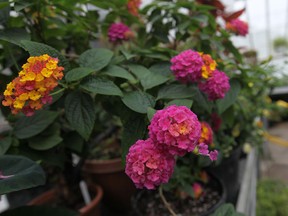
[170,50,204,83]
[108,22,133,43]
[148,105,201,156]
[226,19,248,36]
[125,139,175,189]
[125,105,218,190]
[170,50,230,101]
[198,70,230,100]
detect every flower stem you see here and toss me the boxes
[50,88,65,96]
[159,186,178,216]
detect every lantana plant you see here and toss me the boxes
[0,0,282,215]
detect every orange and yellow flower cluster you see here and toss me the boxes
[199,53,217,79]
[2,54,64,116]
[127,0,141,17]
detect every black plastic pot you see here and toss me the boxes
[131,173,226,216]
[206,146,242,204]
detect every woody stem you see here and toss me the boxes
[159,185,178,216]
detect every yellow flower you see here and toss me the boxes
[19,93,29,101]
[41,68,53,77]
[4,89,12,96]
[276,100,288,108]
[21,72,36,81]
[46,61,57,70]
[37,87,47,93]
[13,100,25,109]
[35,73,44,82]
[28,90,41,101]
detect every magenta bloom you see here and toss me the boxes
[197,143,218,161]
[125,139,175,189]
[148,105,201,156]
[170,50,204,83]
[108,22,133,43]
[198,70,230,101]
[226,19,248,36]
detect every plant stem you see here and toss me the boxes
[50,88,65,96]
[159,186,178,216]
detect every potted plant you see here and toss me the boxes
[273,37,288,53]
[0,0,279,215]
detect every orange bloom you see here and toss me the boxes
[199,53,217,79]
[127,0,141,16]
[198,121,213,145]
[2,54,64,116]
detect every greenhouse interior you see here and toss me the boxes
[1,0,288,216]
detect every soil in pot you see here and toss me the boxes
[132,174,226,216]
[28,184,103,216]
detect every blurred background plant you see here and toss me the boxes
[256,179,288,216]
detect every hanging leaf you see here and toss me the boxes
[216,79,241,114]
[126,64,169,90]
[166,99,193,108]
[65,92,96,140]
[0,136,12,155]
[102,65,135,81]
[78,48,113,71]
[80,77,123,96]
[121,113,147,164]
[0,155,46,195]
[122,91,156,114]
[193,88,212,114]
[0,28,30,48]
[20,40,70,71]
[65,67,95,82]
[147,107,156,122]
[157,84,195,100]
[28,123,63,151]
[14,111,58,139]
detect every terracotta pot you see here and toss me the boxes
[82,158,136,213]
[28,185,103,216]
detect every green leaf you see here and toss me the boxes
[0,155,45,195]
[216,79,241,114]
[65,92,96,140]
[166,99,193,108]
[126,64,169,90]
[14,111,58,139]
[0,206,78,216]
[0,136,12,155]
[0,0,9,25]
[120,49,136,60]
[28,123,62,151]
[181,183,194,198]
[210,204,245,216]
[20,40,70,71]
[193,88,212,113]
[149,62,172,77]
[121,114,147,164]
[65,67,95,82]
[63,132,84,154]
[29,133,62,151]
[14,1,33,12]
[80,77,123,96]
[157,84,195,100]
[0,28,30,48]
[79,48,113,71]
[102,65,135,81]
[122,91,156,114]
[147,107,156,122]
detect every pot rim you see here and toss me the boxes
[82,157,124,174]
